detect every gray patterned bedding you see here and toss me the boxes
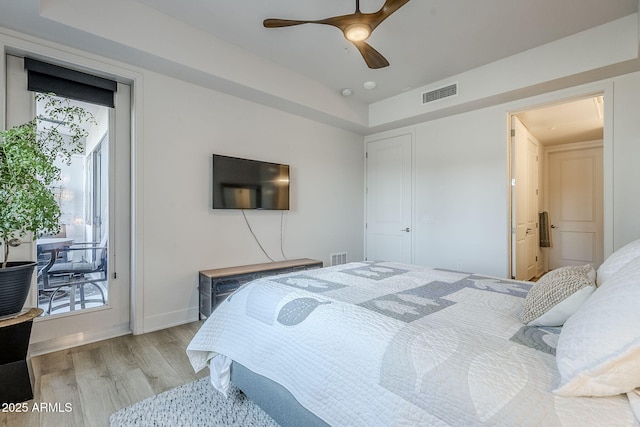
[187,261,637,426]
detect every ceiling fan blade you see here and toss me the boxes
[263,18,317,28]
[380,0,411,16]
[366,0,411,31]
[352,41,389,69]
[265,15,357,31]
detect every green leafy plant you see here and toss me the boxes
[0,93,95,268]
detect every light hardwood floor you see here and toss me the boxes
[1,321,207,427]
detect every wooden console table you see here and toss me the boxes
[0,308,42,404]
[199,258,323,319]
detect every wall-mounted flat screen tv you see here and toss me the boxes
[212,154,290,210]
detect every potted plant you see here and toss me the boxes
[0,93,94,316]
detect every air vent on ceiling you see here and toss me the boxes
[422,83,458,104]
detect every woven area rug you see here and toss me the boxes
[109,377,279,426]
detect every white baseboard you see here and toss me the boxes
[140,307,199,334]
[29,323,131,356]
[28,308,200,355]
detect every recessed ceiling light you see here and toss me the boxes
[341,88,353,96]
[363,81,377,90]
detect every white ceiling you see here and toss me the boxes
[133,0,637,104]
[0,0,635,138]
[518,96,605,146]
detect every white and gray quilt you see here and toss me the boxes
[187,261,637,426]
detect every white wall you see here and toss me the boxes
[413,108,508,276]
[369,14,639,129]
[372,72,640,278]
[37,0,370,132]
[611,72,640,244]
[366,12,640,277]
[140,71,364,331]
[1,27,365,340]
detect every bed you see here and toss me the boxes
[187,246,640,426]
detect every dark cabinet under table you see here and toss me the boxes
[199,258,323,319]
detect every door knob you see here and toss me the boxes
[551,225,558,229]
[401,228,410,232]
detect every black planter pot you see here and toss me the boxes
[0,262,37,317]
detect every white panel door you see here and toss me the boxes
[512,117,539,280]
[366,134,412,263]
[548,147,603,269]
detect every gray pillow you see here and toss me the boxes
[520,265,596,326]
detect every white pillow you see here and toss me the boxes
[597,238,640,286]
[520,265,596,327]
[554,256,640,397]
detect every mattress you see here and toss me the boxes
[187,261,638,426]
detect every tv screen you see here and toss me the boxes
[212,154,290,210]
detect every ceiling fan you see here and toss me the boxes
[263,0,410,69]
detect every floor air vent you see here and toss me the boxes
[422,83,457,104]
[330,252,347,266]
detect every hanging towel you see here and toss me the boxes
[539,211,551,247]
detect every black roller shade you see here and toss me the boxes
[25,58,117,108]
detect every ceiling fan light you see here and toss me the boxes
[344,23,371,42]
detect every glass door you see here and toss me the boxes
[36,98,110,316]
[6,53,131,350]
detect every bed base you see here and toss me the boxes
[231,362,329,427]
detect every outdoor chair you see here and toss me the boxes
[39,238,107,314]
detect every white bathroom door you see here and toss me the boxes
[512,116,539,280]
[366,134,413,263]
[547,146,603,269]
